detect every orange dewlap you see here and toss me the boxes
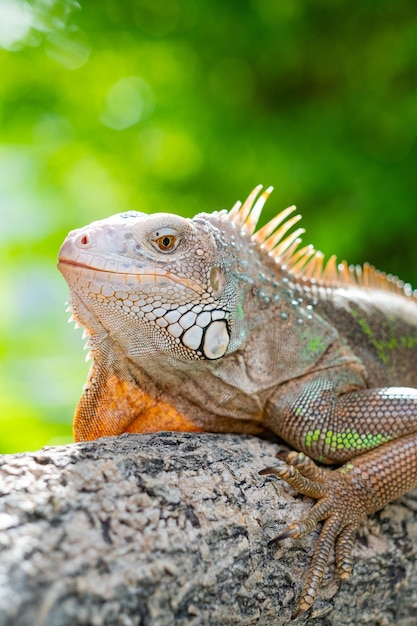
[73,373,203,442]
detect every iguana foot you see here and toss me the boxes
[260,452,367,617]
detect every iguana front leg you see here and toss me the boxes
[268,368,417,464]
[263,374,417,615]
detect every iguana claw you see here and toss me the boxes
[261,452,364,616]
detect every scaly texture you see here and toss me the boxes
[58,186,417,615]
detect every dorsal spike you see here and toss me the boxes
[279,237,303,265]
[301,251,325,280]
[227,185,277,235]
[287,245,316,273]
[362,262,371,288]
[238,184,263,227]
[228,184,263,227]
[262,214,302,251]
[311,252,325,280]
[244,186,274,235]
[338,260,352,283]
[270,228,305,259]
[253,205,297,245]
[228,200,242,221]
[321,254,338,283]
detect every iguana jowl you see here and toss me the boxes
[58,185,417,616]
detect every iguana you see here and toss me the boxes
[58,185,417,616]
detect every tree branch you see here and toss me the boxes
[1,432,416,625]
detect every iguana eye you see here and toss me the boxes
[156,235,176,250]
[151,228,180,253]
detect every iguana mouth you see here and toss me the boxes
[58,259,101,271]
[57,259,204,294]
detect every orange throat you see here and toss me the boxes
[73,372,203,442]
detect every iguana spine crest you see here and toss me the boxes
[225,185,414,299]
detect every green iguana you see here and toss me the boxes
[58,185,417,616]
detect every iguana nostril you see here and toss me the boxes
[77,233,92,247]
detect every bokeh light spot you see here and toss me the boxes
[100,76,154,131]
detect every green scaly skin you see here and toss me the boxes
[58,186,417,617]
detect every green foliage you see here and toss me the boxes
[1,0,417,452]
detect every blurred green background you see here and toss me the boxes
[1,0,417,453]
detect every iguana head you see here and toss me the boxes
[58,202,255,363]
